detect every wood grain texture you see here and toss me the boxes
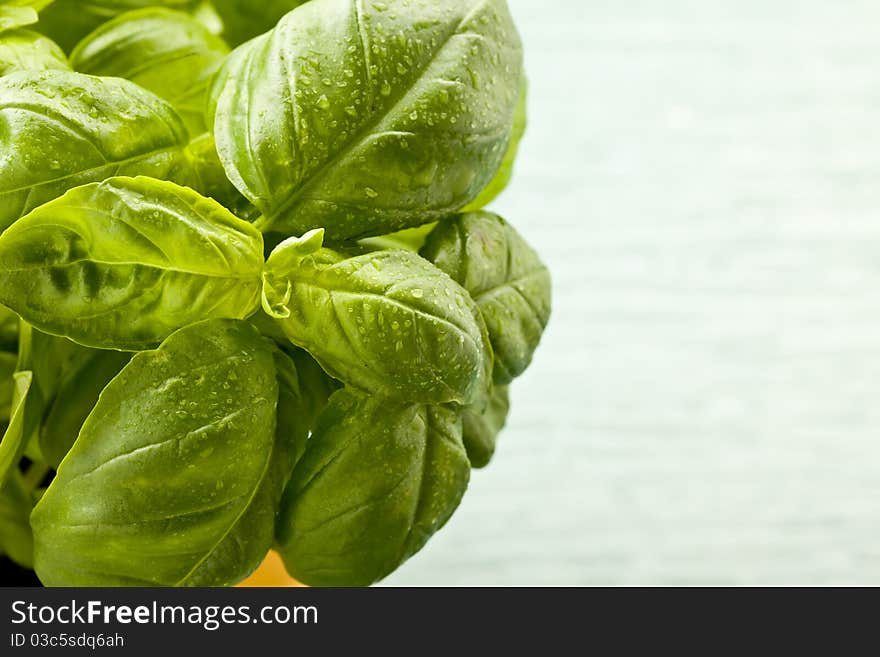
[387,0,880,585]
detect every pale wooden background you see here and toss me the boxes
[387,0,880,585]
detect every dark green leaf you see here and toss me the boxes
[421,212,551,383]
[461,384,509,468]
[40,348,130,468]
[211,0,307,47]
[31,319,283,586]
[464,77,527,210]
[277,388,470,586]
[0,470,34,568]
[209,0,523,242]
[263,229,491,404]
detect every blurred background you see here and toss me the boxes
[388,0,880,585]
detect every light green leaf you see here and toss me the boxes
[209,0,523,242]
[0,176,265,350]
[0,350,16,423]
[0,70,192,233]
[277,388,470,587]
[358,223,437,254]
[32,319,283,587]
[0,370,32,486]
[263,229,491,405]
[0,28,68,76]
[421,212,551,383]
[0,1,54,33]
[70,8,229,135]
[36,0,200,52]
[184,133,248,212]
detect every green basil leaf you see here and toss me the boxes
[0,470,34,568]
[36,0,200,52]
[463,78,527,211]
[184,133,249,212]
[12,324,90,465]
[0,350,15,422]
[31,319,283,587]
[272,347,314,479]
[358,223,437,254]
[461,384,509,469]
[0,29,68,76]
[264,229,491,405]
[0,305,17,352]
[421,212,551,383]
[40,349,130,468]
[211,0,307,47]
[70,8,229,135]
[277,388,470,586]
[0,370,32,485]
[209,0,523,242]
[285,346,340,418]
[0,0,53,33]
[0,70,192,233]
[0,176,264,350]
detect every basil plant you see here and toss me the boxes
[0,0,552,587]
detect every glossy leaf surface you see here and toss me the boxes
[32,319,282,586]
[278,389,470,586]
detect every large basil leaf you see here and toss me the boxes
[0,470,34,568]
[0,176,264,350]
[464,78,527,211]
[0,29,68,76]
[277,389,470,587]
[263,229,491,405]
[36,0,200,52]
[0,370,32,485]
[40,349,130,468]
[31,319,283,587]
[421,212,551,383]
[0,0,53,33]
[211,0,307,47]
[209,0,523,242]
[461,384,509,469]
[70,8,229,135]
[0,70,192,232]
